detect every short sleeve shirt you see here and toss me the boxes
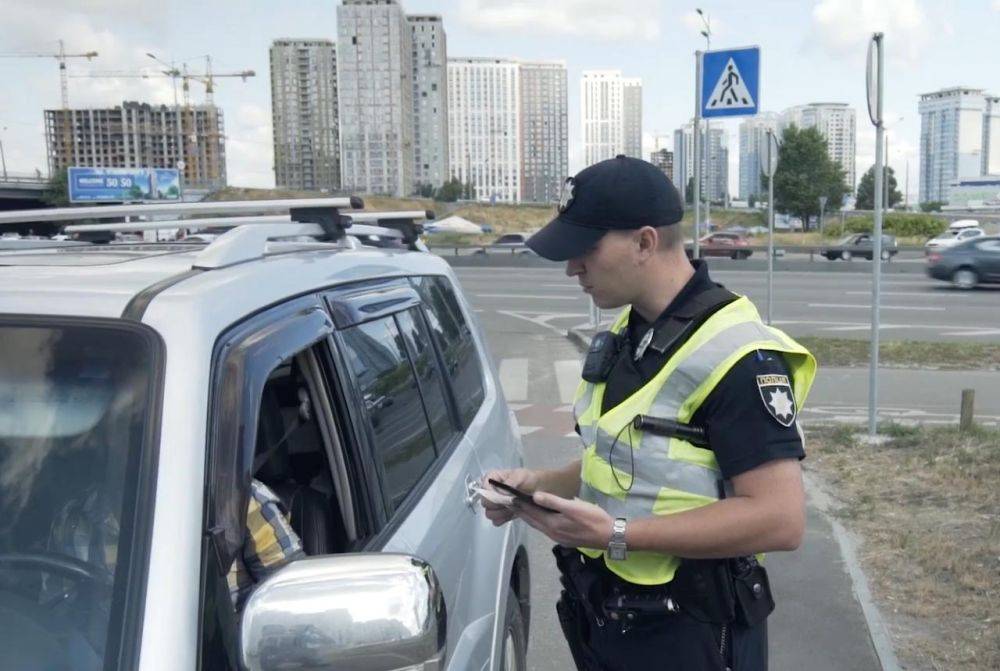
[601,261,805,480]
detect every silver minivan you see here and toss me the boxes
[0,199,530,671]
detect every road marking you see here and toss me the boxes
[821,325,913,332]
[499,358,528,401]
[478,293,579,300]
[940,329,1000,337]
[807,303,945,311]
[496,310,574,337]
[555,360,582,403]
[845,290,969,297]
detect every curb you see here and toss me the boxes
[802,473,901,671]
[566,327,591,353]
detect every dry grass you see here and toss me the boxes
[797,337,1000,371]
[805,424,1000,670]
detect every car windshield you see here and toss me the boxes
[933,230,960,240]
[837,235,855,245]
[0,322,158,671]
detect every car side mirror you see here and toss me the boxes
[240,554,447,671]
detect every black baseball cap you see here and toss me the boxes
[527,155,684,261]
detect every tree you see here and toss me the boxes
[414,182,435,198]
[770,125,849,229]
[920,200,944,213]
[42,170,70,206]
[748,194,757,208]
[685,177,694,205]
[855,164,902,210]
[433,177,464,202]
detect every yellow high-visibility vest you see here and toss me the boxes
[573,295,816,585]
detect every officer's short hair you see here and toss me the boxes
[657,224,684,251]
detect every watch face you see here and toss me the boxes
[608,542,627,561]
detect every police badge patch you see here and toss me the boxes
[756,374,797,427]
[558,177,576,213]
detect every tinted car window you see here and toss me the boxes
[0,322,157,670]
[976,239,1000,252]
[340,317,436,512]
[396,309,457,449]
[411,276,486,427]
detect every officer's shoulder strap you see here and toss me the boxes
[648,286,740,358]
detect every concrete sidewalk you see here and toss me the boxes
[564,325,896,671]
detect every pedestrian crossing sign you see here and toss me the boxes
[701,46,760,118]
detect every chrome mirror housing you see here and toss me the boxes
[240,553,446,671]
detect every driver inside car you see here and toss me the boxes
[46,478,305,610]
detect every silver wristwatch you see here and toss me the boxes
[607,517,628,561]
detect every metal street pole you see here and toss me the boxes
[698,10,712,245]
[693,51,703,259]
[819,195,827,238]
[0,138,7,180]
[766,130,776,325]
[867,33,885,437]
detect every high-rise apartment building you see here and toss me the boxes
[447,58,521,202]
[408,14,449,190]
[581,71,642,166]
[519,61,568,203]
[918,87,1000,204]
[739,112,778,201]
[672,121,727,202]
[336,0,414,196]
[780,103,856,191]
[44,102,226,191]
[673,122,694,194]
[649,148,673,181]
[269,38,339,191]
[622,79,643,159]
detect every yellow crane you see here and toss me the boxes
[0,39,98,108]
[71,55,255,108]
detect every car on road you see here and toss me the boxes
[474,231,537,255]
[689,231,754,259]
[0,199,530,671]
[924,220,985,255]
[926,235,1000,289]
[822,233,898,261]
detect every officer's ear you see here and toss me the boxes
[635,226,659,260]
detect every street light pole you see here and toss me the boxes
[0,127,7,180]
[698,9,712,239]
[693,50,703,260]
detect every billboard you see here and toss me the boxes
[68,167,182,203]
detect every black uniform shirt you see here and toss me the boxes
[600,261,805,480]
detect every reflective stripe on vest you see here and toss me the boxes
[572,296,817,585]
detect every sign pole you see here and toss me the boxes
[693,51,703,260]
[766,130,776,325]
[867,33,885,437]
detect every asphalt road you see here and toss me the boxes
[464,283,885,671]
[452,263,1000,342]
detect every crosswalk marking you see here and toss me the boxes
[499,358,529,401]
[555,360,582,404]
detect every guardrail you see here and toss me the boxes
[425,242,927,260]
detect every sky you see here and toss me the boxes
[2,0,999,200]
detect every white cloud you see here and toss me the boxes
[994,0,1000,11]
[225,103,273,188]
[457,0,661,43]
[811,0,931,65]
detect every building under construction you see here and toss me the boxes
[44,101,227,191]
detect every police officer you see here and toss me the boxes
[481,155,817,671]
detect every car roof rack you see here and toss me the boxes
[0,197,364,225]
[1,200,436,268]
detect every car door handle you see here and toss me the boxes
[465,476,481,510]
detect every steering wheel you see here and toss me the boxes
[0,552,114,589]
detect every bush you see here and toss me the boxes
[838,213,947,238]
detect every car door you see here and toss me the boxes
[974,239,1000,280]
[324,279,492,670]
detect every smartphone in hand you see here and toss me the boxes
[488,478,561,514]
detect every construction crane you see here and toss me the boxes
[72,55,255,108]
[0,39,98,108]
